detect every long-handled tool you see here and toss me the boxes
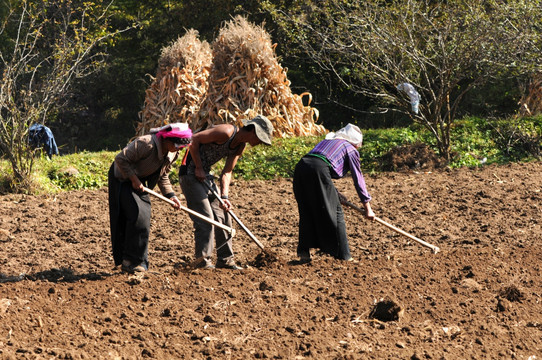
[203,181,266,252]
[342,198,440,254]
[143,187,236,237]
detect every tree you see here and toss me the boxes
[265,0,542,161]
[0,0,134,191]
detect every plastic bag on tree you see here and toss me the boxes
[397,83,420,114]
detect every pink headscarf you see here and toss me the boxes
[150,123,192,148]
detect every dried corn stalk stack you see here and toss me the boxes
[519,73,542,116]
[194,16,326,137]
[136,30,212,135]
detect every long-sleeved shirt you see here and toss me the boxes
[113,134,178,197]
[308,139,371,203]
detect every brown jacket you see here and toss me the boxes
[113,134,178,197]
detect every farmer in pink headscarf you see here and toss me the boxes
[108,123,192,273]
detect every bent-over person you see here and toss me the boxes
[293,123,375,262]
[108,123,192,273]
[179,115,273,270]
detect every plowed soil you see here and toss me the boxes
[1,162,541,359]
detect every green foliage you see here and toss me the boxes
[265,0,542,161]
[233,137,321,180]
[36,151,116,192]
[447,117,499,168]
[487,116,542,160]
[0,0,133,192]
[447,116,541,167]
[0,117,539,194]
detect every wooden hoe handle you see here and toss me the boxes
[143,187,236,237]
[203,181,266,251]
[343,199,440,254]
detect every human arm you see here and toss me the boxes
[346,147,372,204]
[218,144,245,210]
[363,201,375,220]
[129,174,144,192]
[343,145,374,220]
[157,151,181,209]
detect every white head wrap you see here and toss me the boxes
[325,123,363,147]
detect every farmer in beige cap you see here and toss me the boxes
[293,123,375,263]
[179,115,273,269]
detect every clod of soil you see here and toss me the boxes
[251,250,280,268]
[499,285,524,302]
[381,142,443,171]
[369,298,404,322]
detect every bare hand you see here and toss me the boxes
[219,198,232,211]
[195,167,206,182]
[170,196,182,210]
[364,203,375,221]
[131,178,144,192]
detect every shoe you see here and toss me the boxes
[194,259,215,269]
[298,250,311,263]
[216,259,243,270]
[121,259,147,273]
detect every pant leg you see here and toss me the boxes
[335,203,350,260]
[180,175,215,262]
[207,181,234,262]
[119,184,151,269]
[108,164,124,266]
[293,159,318,255]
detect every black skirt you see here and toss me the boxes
[292,156,350,260]
[108,164,159,267]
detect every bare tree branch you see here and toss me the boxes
[0,0,135,191]
[267,0,542,161]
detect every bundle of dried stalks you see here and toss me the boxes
[136,30,212,135]
[519,73,542,116]
[194,16,326,136]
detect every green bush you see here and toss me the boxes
[36,151,115,192]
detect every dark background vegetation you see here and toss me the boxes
[48,0,523,154]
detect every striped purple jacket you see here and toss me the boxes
[309,139,371,203]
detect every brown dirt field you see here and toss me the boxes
[1,161,541,359]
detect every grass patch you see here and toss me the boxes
[1,116,540,193]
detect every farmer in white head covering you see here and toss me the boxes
[293,123,375,262]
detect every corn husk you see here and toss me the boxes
[194,16,326,137]
[136,17,326,138]
[136,30,211,135]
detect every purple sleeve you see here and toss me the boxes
[347,148,372,203]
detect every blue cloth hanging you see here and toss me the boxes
[29,124,59,158]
